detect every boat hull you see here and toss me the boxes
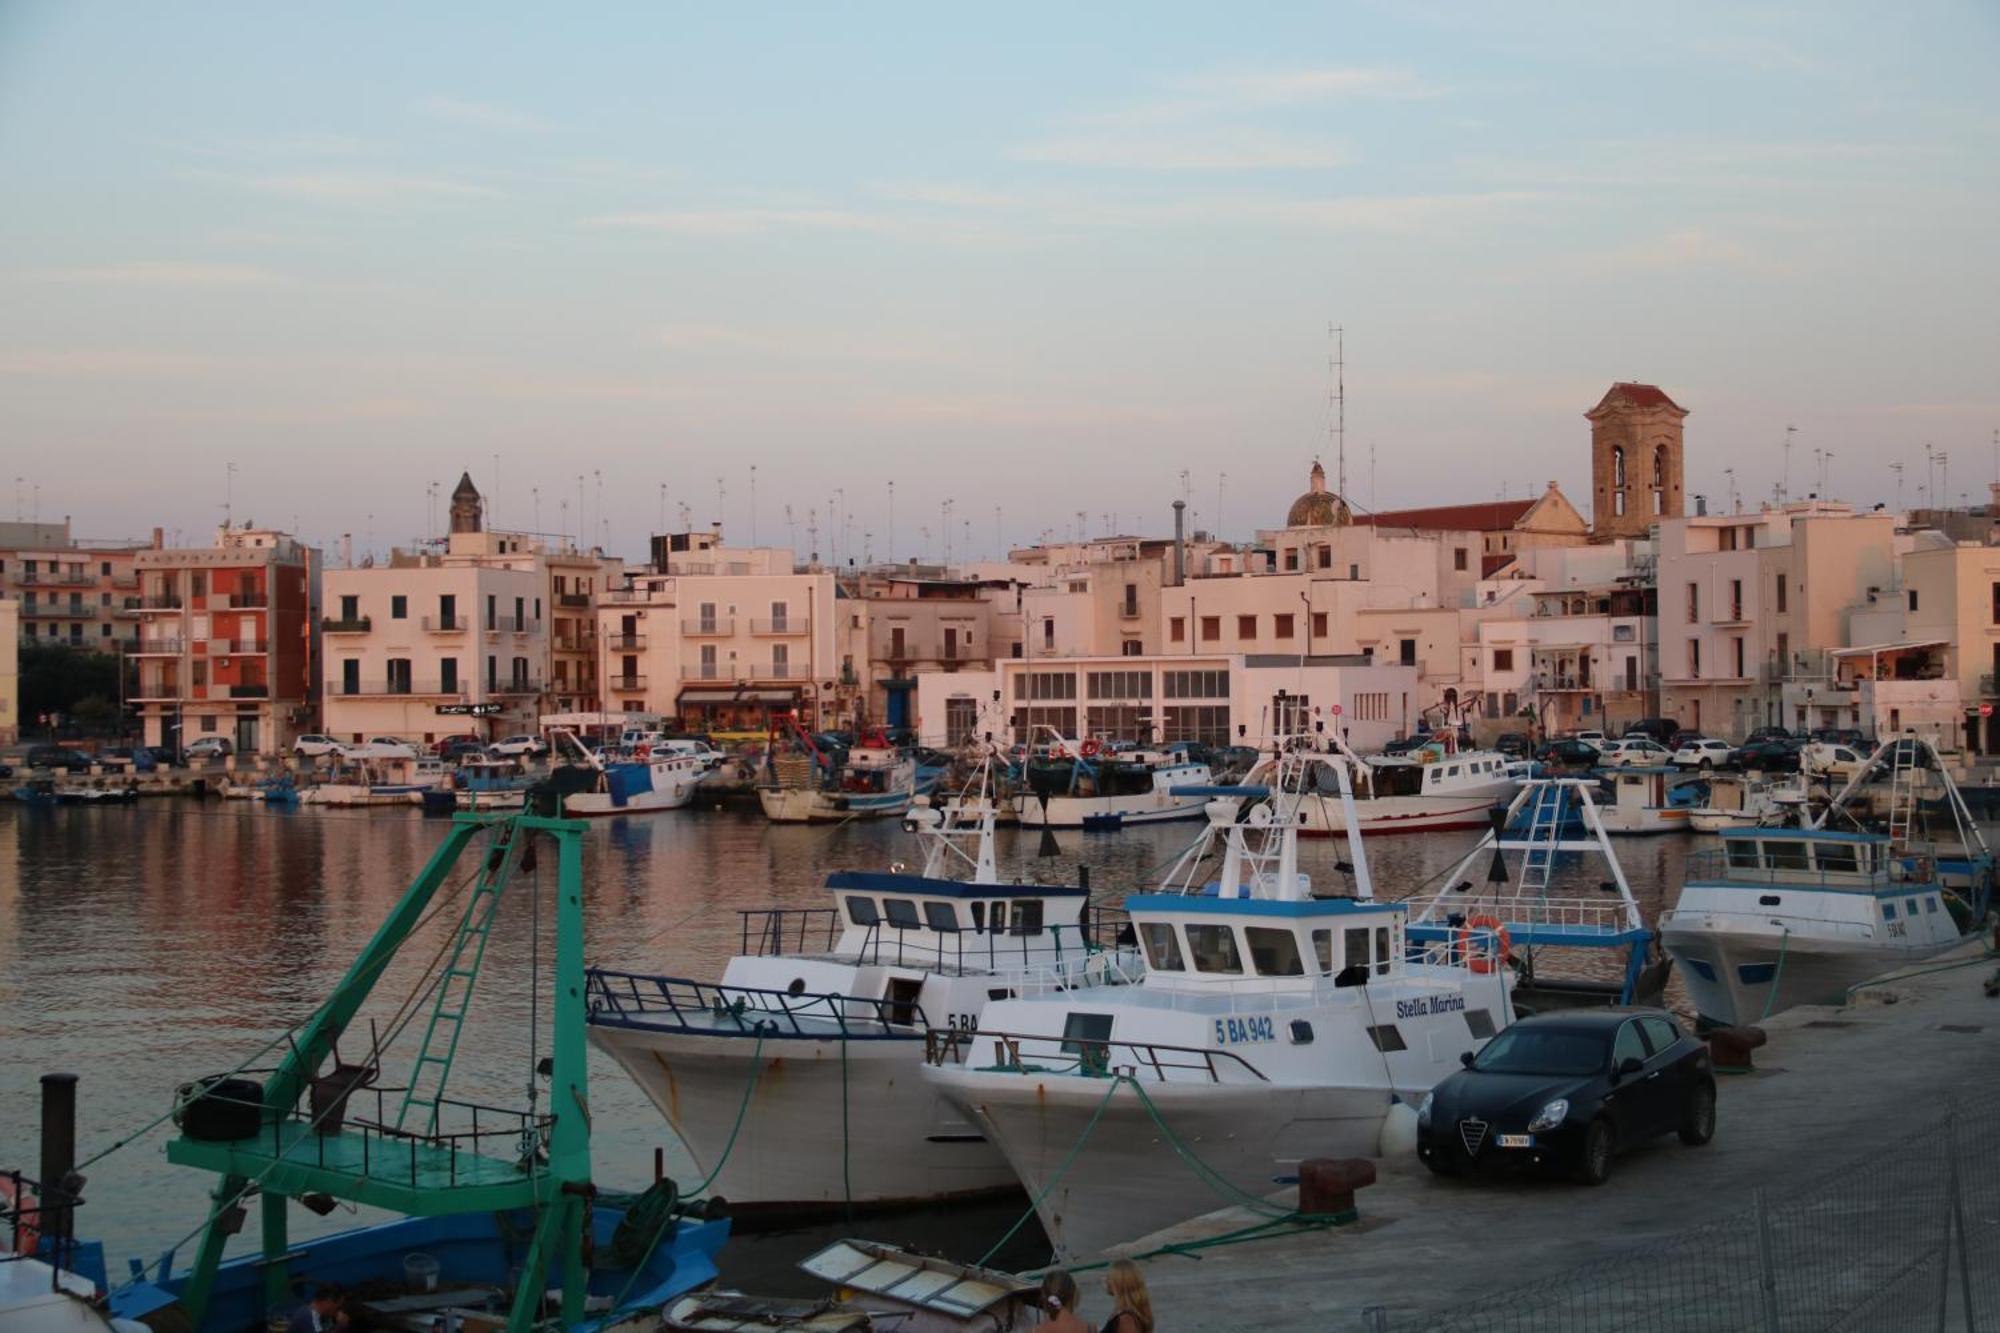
[1297,791,1514,836]
[1015,791,1210,829]
[928,1069,1388,1260]
[1660,922,1962,1026]
[758,787,913,823]
[566,784,695,816]
[589,1024,1017,1209]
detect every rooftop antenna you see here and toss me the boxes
[532,486,542,541]
[677,501,691,530]
[806,507,820,566]
[593,469,603,550]
[749,464,758,545]
[1940,451,1950,508]
[715,476,725,536]
[1821,450,1834,500]
[575,474,586,547]
[1217,471,1226,540]
[994,504,1002,558]
[658,483,667,533]
[1925,443,1936,508]
[887,480,896,561]
[1329,323,1346,502]
[1890,460,1905,510]
[426,481,439,541]
[1780,426,1795,504]
[864,529,874,564]
[1724,466,1738,514]
[785,504,797,555]
[223,461,237,529]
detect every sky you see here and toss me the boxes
[2,2,1997,562]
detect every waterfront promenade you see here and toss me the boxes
[1117,943,2000,1330]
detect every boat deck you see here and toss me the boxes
[167,1119,550,1215]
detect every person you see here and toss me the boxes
[1037,1270,1089,1331]
[288,1284,343,1333]
[1101,1259,1153,1333]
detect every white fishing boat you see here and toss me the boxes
[555,729,704,817]
[452,754,534,810]
[1590,766,1699,835]
[759,729,920,824]
[1292,734,1519,836]
[922,740,1513,1260]
[588,760,1141,1213]
[297,754,450,806]
[1685,773,1808,833]
[1661,736,1995,1027]
[1017,737,1213,830]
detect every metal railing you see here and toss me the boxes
[754,661,795,679]
[22,604,98,619]
[557,592,590,608]
[585,969,931,1038]
[133,638,184,655]
[328,679,465,696]
[683,618,735,635]
[423,615,467,632]
[210,638,267,654]
[491,677,542,695]
[321,616,371,633]
[2,1168,84,1281]
[605,633,646,650]
[229,682,269,698]
[225,593,267,609]
[733,904,1135,977]
[1684,846,1938,887]
[142,594,184,609]
[751,618,800,634]
[608,674,647,691]
[923,1027,1271,1084]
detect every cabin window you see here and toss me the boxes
[1764,841,1809,871]
[1061,1012,1113,1057]
[1140,923,1185,971]
[1186,924,1244,975]
[1465,1010,1497,1040]
[923,901,960,933]
[1882,902,1898,921]
[1816,844,1860,874]
[1366,1024,1407,1053]
[845,897,880,926]
[1727,841,1761,870]
[1375,926,1392,975]
[970,902,985,931]
[987,902,1008,934]
[1925,896,1939,914]
[885,977,924,1027]
[1344,927,1371,974]
[1010,899,1045,936]
[1311,929,1334,973]
[883,898,921,929]
[1906,898,1920,917]
[1245,927,1305,977]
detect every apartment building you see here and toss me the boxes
[1896,538,2000,751]
[598,530,841,737]
[914,652,1421,753]
[844,571,1002,730]
[0,600,18,743]
[132,526,315,757]
[0,520,144,652]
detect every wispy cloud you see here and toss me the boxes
[586,207,914,238]
[21,262,292,288]
[1010,130,1350,172]
[0,348,235,378]
[247,171,503,202]
[415,95,547,132]
[1171,66,1440,106]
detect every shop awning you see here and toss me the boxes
[677,686,803,705]
[1830,639,1950,657]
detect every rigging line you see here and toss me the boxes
[975,1073,1127,1267]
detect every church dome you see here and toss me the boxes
[1286,460,1350,527]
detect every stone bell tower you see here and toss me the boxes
[1588,383,1686,540]
[449,471,484,535]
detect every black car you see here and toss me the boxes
[1493,732,1531,758]
[1743,726,1791,744]
[1736,737,1802,772]
[1624,717,1678,745]
[25,745,93,772]
[1416,1010,1715,1185]
[1809,727,1868,748]
[1535,739,1601,768]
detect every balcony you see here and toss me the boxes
[752,661,796,680]
[423,615,468,633]
[683,618,735,636]
[322,616,372,634]
[133,638,184,656]
[110,573,139,589]
[558,592,591,609]
[750,618,802,636]
[226,593,268,610]
[22,604,99,619]
[112,599,144,617]
[491,678,543,696]
[327,679,467,697]
[22,570,95,587]
[133,681,182,702]
[608,674,648,692]
[141,595,183,610]
[605,633,647,651]
[1118,604,1142,621]
[229,682,270,699]
[483,617,538,635]
[209,639,268,655]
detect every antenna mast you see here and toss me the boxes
[1330,323,1346,501]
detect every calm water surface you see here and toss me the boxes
[0,798,1706,1276]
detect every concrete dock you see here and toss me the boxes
[1086,945,2000,1331]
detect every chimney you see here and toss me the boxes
[1694,495,1708,517]
[1172,500,1186,587]
[151,526,164,550]
[340,533,353,568]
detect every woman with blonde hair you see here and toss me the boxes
[1036,1269,1088,1331]
[1101,1259,1154,1333]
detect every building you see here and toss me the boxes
[599,530,843,738]
[913,652,1422,753]
[1588,382,1686,541]
[1477,577,1657,738]
[845,571,1004,730]
[0,599,17,743]
[0,519,145,653]
[1357,481,1590,575]
[132,525,315,757]
[1889,538,2000,751]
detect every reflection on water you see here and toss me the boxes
[0,800,1705,1268]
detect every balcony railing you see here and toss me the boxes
[491,678,543,695]
[21,570,95,587]
[483,617,538,634]
[1119,604,1141,620]
[22,604,99,619]
[209,639,268,655]
[322,616,372,633]
[132,684,182,702]
[112,599,143,617]
[683,618,734,636]
[225,593,267,610]
[229,682,270,699]
[133,638,184,655]
[608,674,648,691]
[557,592,591,609]
[329,679,466,697]
[110,573,139,589]
[753,661,795,680]
[750,618,801,635]
[605,633,647,650]
[142,594,183,609]
[423,615,467,632]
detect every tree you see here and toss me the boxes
[18,643,134,735]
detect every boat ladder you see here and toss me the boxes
[1886,741,1917,847]
[1519,783,1565,892]
[396,824,518,1134]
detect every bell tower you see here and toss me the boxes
[1588,383,1686,540]
[449,471,484,535]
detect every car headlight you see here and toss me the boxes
[1526,1098,1569,1133]
[1416,1091,1434,1128]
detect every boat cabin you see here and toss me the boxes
[1361,752,1513,798]
[1705,829,1920,887]
[1124,895,1409,989]
[821,872,1095,966]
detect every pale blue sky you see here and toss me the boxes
[3,2,1996,559]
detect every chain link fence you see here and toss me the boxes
[1364,1107,2000,1332]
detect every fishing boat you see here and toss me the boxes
[759,725,920,824]
[1590,766,1700,835]
[922,739,1514,1260]
[1015,736,1212,830]
[453,754,535,810]
[1290,734,1519,836]
[11,800,730,1333]
[9,779,60,808]
[56,785,139,806]
[1408,779,1669,1011]
[589,759,1138,1214]
[1685,773,1808,833]
[1661,736,1995,1027]
[298,753,451,806]
[555,729,705,817]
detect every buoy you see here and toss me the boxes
[1378,1096,1419,1157]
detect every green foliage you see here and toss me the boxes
[18,642,133,730]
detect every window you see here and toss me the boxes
[844,896,880,926]
[1042,618,1055,650]
[1010,899,1044,936]
[440,593,457,626]
[1087,671,1151,699]
[1454,547,1468,572]
[1764,840,1809,870]
[1016,671,1077,701]
[1776,577,1788,614]
[341,660,360,694]
[1284,549,1299,571]
[1612,445,1627,487]
[1061,1012,1113,1057]
[770,600,789,630]
[386,658,412,694]
[486,594,497,630]
[1185,924,1243,974]
[945,696,978,746]
[1688,639,1701,678]
[986,901,1008,934]
[192,660,207,687]
[339,594,359,621]
[1273,613,1295,640]
[1493,648,1513,672]
[1399,638,1417,666]
[1992,582,2000,625]
[190,572,205,598]
[1908,588,1919,612]
[1882,902,1898,921]
[1170,616,1186,642]
[1343,927,1370,976]
[1312,612,1328,638]
[1245,927,1304,977]
[1140,923,1185,971]
[923,901,960,932]
[882,898,921,929]
[1366,1025,1407,1053]
[1612,1021,1648,1069]
[1311,929,1333,973]
[390,595,407,620]
[1201,616,1220,642]
[1374,926,1391,975]
[440,657,459,693]
[1237,614,1256,640]
[1816,843,1859,873]
[1732,638,1745,679]
[1728,579,1742,621]
[1163,669,1229,699]
[1686,583,1699,624]
[1613,491,1626,517]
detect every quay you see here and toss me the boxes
[1112,942,2000,1331]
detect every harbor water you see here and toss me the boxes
[0,798,1707,1281]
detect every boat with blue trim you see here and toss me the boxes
[921,739,1515,1260]
[1289,733,1520,836]
[554,728,705,817]
[1016,735,1213,830]
[589,763,1139,1214]
[758,724,924,824]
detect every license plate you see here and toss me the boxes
[1496,1133,1535,1149]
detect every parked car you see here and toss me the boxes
[1672,738,1737,770]
[1623,718,1679,745]
[25,744,93,772]
[143,745,181,768]
[1743,726,1792,745]
[1416,1009,1715,1185]
[294,734,341,759]
[97,745,157,772]
[1736,737,1802,772]
[490,734,550,758]
[185,737,233,761]
[1801,741,1871,780]
[1535,739,1602,768]
[1571,730,1609,750]
[1598,737,1674,767]
[431,733,483,756]
[1493,732,1532,759]
[342,737,417,760]
[1808,727,1868,748]
[1665,730,1708,754]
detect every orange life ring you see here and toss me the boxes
[1079,738,1104,759]
[1458,914,1511,975]
[635,743,651,761]
[0,1173,38,1258]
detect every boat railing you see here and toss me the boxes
[1685,847,1934,888]
[1658,904,1882,941]
[735,904,1133,977]
[741,907,842,957]
[1007,948,1148,996]
[586,968,930,1038]
[923,1026,1270,1084]
[1,1167,85,1277]
[1411,895,1634,935]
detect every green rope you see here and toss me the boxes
[976,1073,1126,1267]
[1759,928,1790,1022]
[686,1029,766,1196]
[1121,1078,1300,1221]
[840,1023,854,1222]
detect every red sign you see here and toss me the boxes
[1331,703,1343,716]
[1981,704,1993,718]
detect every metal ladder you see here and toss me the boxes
[1886,739,1917,847]
[1519,784,1565,893]
[396,826,518,1134]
